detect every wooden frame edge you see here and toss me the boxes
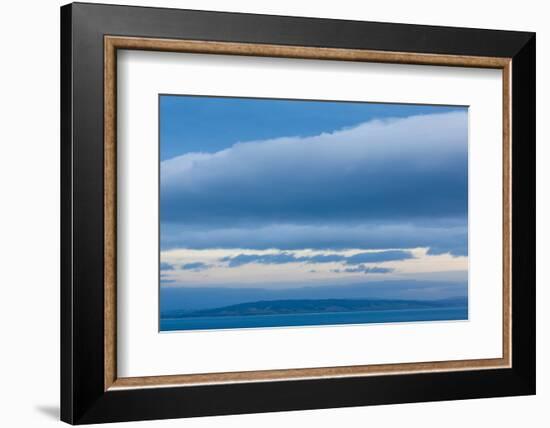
[103,35,512,391]
[105,36,511,68]
[110,357,509,390]
[502,61,512,368]
[104,37,117,390]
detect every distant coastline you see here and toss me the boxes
[160,302,468,331]
[161,296,467,319]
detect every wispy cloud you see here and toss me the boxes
[340,265,394,274]
[221,253,300,267]
[160,262,174,271]
[343,251,413,264]
[221,250,413,268]
[181,262,210,271]
[160,247,467,288]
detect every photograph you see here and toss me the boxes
[159,95,469,331]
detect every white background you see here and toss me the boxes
[0,0,546,427]
[118,51,503,377]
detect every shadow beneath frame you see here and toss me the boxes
[35,405,59,420]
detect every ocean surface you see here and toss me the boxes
[160,306,468,331]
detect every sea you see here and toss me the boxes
[160,306,468,332]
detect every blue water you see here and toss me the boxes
[160,307,468,332]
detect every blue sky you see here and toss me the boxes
[160,95,464,160]
[159,95,468,296]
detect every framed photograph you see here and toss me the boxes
[61,2,535,424]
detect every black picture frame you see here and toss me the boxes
[61,2,535,424]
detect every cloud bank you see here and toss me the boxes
[161,111,468,256]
